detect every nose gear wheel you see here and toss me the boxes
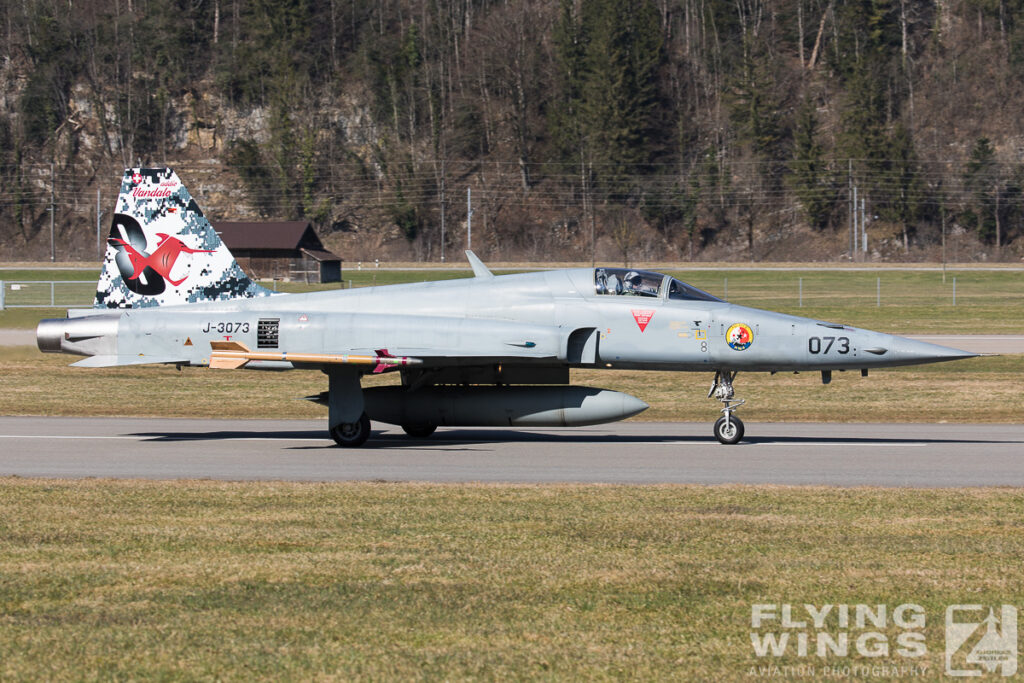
[708,370,745,444]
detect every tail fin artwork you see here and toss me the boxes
[95,168,273,308]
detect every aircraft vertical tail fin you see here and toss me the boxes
[94,168,273,308]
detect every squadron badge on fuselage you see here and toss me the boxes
[726,323,753,351]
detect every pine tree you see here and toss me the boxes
[788,98,834,231]
[552,0,663,194]
[580,0,662,178]
[884,123,922,252]
[963,137,999,244]
[550,0,587,160]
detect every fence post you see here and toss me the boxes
[724,277,728,301]
[0,281,4,311]
[51,281,56,307]
[953,277,957,306]
[876,277,880,307]
[798,277,803,307]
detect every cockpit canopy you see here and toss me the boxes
[594,268,721,302]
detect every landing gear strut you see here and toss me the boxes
[327,368,370,447]
[708,370,745,444]
[330,413,371,447]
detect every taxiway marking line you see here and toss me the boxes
[0,435,947,447]
[0,434,320,442]
[910,335,1024,340]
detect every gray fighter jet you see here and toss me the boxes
[37,169,977,445]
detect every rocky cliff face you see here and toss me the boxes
[3,1,1024,264]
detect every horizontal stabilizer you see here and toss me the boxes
[71,355,187,367]
[209,341,422,371]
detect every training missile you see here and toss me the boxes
[209,340,421,372]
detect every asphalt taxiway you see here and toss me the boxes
[1,417,1022,486]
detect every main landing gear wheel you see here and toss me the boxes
[708,370,746,445]
[714,415,744,444]
[399,421,436,438]
[330,413,371,447]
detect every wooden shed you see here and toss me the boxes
[213,221,342,283]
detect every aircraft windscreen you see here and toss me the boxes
[595,268,721,301]
[668,278,721,302]
[594,268,662,297]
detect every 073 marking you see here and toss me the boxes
[808,336,849,354]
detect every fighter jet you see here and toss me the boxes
[37,168,977,445]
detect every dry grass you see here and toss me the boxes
[4,262,1022,424]
[0,480,1022,680]
[3,264,1021,681]
[574,355,1024,423]
[1,346,1019,424]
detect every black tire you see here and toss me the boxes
[329,413,371,447]
[713,415,744,445]
[401,423,437,438]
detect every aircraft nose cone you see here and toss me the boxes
[893,335,978,365]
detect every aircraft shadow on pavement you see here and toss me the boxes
[379,431,1021,448]
[130,429,696,448]
[128,429,1021,448]
[133,429,325,442]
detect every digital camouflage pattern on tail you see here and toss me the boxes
[95,168,273,308]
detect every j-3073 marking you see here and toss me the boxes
[202,321,250,334]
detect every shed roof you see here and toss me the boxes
[301,248,341,263]
[214,221,325,251]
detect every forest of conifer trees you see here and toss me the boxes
[2,0,1024,262]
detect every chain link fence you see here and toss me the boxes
[0,281,95,309]
[3,271,1018,311]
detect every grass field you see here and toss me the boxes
[3,266,1024,332]
[673,268,1024,334]
[2,263,1021,422]
[0,480,1021,680]
[0,345,1019,423]
[2,265,1022,681]
[344,267,1024,333]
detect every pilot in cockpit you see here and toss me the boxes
[624,271,643,295]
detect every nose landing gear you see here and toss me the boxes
[708,370,745,444]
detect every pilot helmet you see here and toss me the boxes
[625,271,642,285]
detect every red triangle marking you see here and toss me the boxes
[631,309,655,332]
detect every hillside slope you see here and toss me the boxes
[2,0,1023,263]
